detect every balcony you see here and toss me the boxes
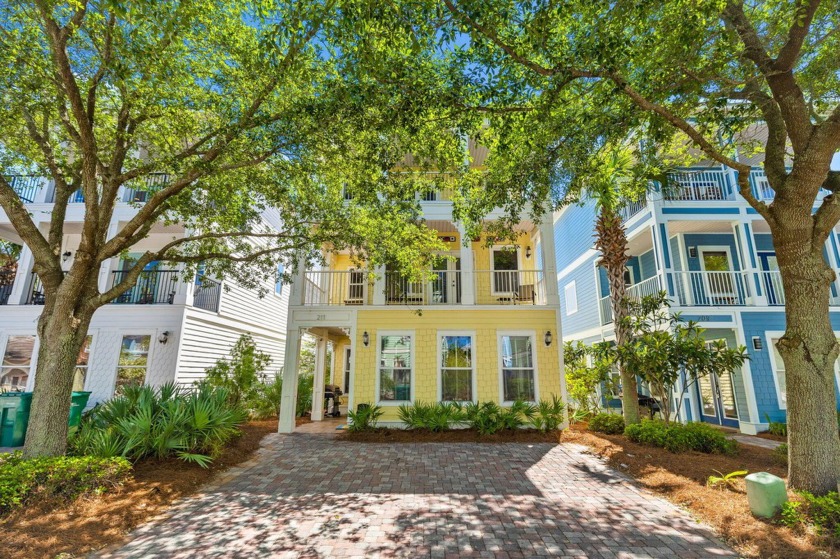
[668,270,751,306]
[599,275,663,325]
[0,270,14,305]
[300,269,547,307]
[8,175,44,203]
[193,278,222,312]
[664,170,734,202]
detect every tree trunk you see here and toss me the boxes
[774,220,840,494]
[22,292,94,458]
[595,207,641,424]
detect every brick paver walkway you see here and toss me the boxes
[98,433,737,559]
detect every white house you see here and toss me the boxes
[0,175,289,404]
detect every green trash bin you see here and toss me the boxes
[69,391,92,430]
[0,392,33,447]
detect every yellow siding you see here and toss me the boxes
[352,309,561,421]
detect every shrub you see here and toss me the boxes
[296,373,314,417]
[781,491,840,538]
[589,412,625,435]
[707,469,748,490]
[764,414,788,437]
[773,443,789,466]
[398,401,464,431]
[461,401,536,435]
[0,452,131,514]
[347,404,383,432]
[69,383,247,467]
[530,396,566,433]
[624,419,737,455]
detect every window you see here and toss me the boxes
[440,334,474,402]
[378,334,412,403]
[1,335,35,391]
[564,281,578,315]
[73,336,93,392]
[770,337,787,409]
[500,334,536,402]
[115,335,151,395]
[275,263,284,295]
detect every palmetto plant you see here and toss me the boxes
[69,383,247,467]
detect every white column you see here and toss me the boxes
[373,265,386,305]
[278,327,302,433]
[311,332,328,421]
[456,223,475,305]
[99,219,122,293]
[329,340,338,385]
[538,213,560,306]
[734,221,766,306]
[9,245,34,304]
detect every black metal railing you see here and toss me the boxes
[7,175,43,203]
[193,278,221,312]
[0,270,15,305]
[109,269,178,304]
[122,173,169,203]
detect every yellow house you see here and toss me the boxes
[277,195,566,431]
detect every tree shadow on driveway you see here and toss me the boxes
[97,435,737,559]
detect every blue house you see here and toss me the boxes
[555,165,840,434]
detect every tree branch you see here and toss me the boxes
[774,0,822,72]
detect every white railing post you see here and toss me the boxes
[8,246,34,304]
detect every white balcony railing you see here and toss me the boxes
[598,275,663,325]
[300,269,546,306]
[669,270,751,306]
[665,170,733,202]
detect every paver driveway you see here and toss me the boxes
[98,431,737,559]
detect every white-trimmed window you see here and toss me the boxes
[499,333,537,402]
[439,333,475,402]
[377,333,413,403]
[768,336,787,409]
[564,281,578,315]
[1,335,36,391]
[115,335,151,395]
[73,336,93,392]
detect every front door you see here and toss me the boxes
[696,341,740,427]
[700,249,736,304]
[431,257,461,304]
[492,247,519,295]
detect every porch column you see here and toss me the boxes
[372,265,386,305]
[9,245,34,304]
[278,327,302,433]
[651,220,676,302]
[733,221,766,306]
[538,213,560,306]
[311,332,328,421]
[98,218,122,293]
[456,222,475,305]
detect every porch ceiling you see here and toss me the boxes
[0,224,23,244]
[667,220,735,235]
[627,228,653,255]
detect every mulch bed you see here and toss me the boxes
[0,418,283,559]
[563,422,837,559]
[340,427,562,443]
[755,431,787,442]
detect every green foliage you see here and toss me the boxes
[564,341,615,416]
[781,492,840,538]
[530,396,566,433]
[773,443,789,467]
[397,401,464,432]
[347,404,384,433]
[624,420,737,455]
[69,383,246,467]
[707,469,748,490]
[296,374,315,418]
[605,292,748,424]
[764,414,788,437]
[461,400,537,435]
[589,413,626,435]
[205,334,275,418]
[0,452,131,514]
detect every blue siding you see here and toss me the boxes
[682,233,742,271]
[754,233,774,253]
[561,255,601,336]
[639,249,656,278]
[555,202,597,271]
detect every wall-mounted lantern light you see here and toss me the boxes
[752,336,762,351]
[525,246,532,259]
[362,331,370,347]
[544,330,553,346]
[62,251,72,262]
[158,331,170,344]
